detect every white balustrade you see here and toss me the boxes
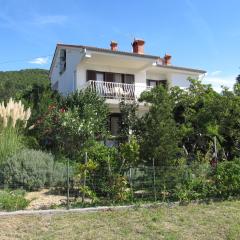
[85,80,149,100]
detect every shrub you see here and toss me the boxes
[52,161,69,187]
[1,149,67,190]
[0,189,30,211]
[0,127,23,165]
[173,162,213,201]
[119,136,140,170]
[214,159,240,198]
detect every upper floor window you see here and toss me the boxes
[86,70,134,84]
[59,49,66,74]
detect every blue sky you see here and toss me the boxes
[0,0,240,90]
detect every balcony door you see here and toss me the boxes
[96,72,104,82]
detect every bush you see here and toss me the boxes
[214,159,240,198]
[0,189,30,211]
[52,160,70,187]
[0,127,23,165]
[1,149,67,190]
[172,162,213,201]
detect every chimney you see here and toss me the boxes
[110,41,118,51]
[132,38,145,54]
[164,54,172,65]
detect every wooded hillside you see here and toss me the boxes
[0,69,49,101]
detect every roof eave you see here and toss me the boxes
[156,64,206,74]
[56,43,160,60]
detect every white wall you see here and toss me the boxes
[51,47,202,96]
[168,73,199,88]
[146,72,167,81]
[51,48,84,95]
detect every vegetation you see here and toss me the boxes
[1,149,67,191]
[1,201,240,239]
[1,69,240,210]
[0,127,23,165]
[0,69,49,101]
[0,189,29,211]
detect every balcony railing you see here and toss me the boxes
[85,80,136,100]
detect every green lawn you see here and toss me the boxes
[1,200,240,240]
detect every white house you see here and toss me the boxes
[49,39,206,136]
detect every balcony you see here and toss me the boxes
[85,80,150,100]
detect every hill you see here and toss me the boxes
[0,69,50,101]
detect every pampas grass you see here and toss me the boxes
[0,98,30,164]
[0,98,31,128]
[0,127,23,165]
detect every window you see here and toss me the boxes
[59,49,66,74]
[147,79,167,88]
[114,73,122,83]
[96,72,104,81]
[109,113,121,136]
[124,74,134,84]
[87,70,96,81]
[86,70,135,84]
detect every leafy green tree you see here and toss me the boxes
[170,78,240,162]
[36,89,109,158]
[136,85,180,166]
[218,88,240,159]
[233,74,240,96]
[0,69,49,101]
[119,100,138,140]
[21,83,61,123]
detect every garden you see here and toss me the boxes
[1,76,240,211]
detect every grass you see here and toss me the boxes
[1,200,240,239]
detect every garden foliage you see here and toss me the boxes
[1,74,240,207]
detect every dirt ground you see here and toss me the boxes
[25,189,67,210]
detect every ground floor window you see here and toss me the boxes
[109,113,122,136]
[147,79,167,88]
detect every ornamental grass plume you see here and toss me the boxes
[0,98,31,128]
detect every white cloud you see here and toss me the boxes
[33,15,67,25]
[29,57,49,65]
[203,74,236,92]
[211,70,222,76]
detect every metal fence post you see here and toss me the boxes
[152,158,157,202]
[129,167,134,201]
[67,157,70,210]
[82,152,87,203]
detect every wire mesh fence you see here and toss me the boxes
[0,154,211,211]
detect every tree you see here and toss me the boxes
[136,85,180,166]
[236,74,240,84]
[36,89,109,159]
[170,79,226,162]
[119,100,138,140]
[0,69,49,101]
[233,74,240,96]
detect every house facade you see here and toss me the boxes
[50,39,206,136]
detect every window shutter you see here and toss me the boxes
[86,70,96,81]
[105,72,114,82]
